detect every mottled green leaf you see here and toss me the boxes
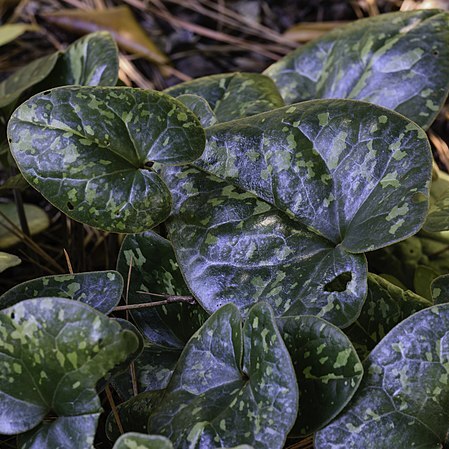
[46,31,119,87]
[18,415,99,449]
[165,73,284,123]
[345,273,431,359]
[106,391,164,441]
[424,187,449,232]
[97,318,145,394]
[0,32,119,110]
[0,202,49,248]
[0,270,123,313]
[315,304,449,448]
[163,166,366,326]
[264,10,449,129]
[414,264,439,300]
[277,315,363,436]
[176,94,217,128]
[148,302,298,449]
[0,52,60,109]
[0,297,139,441]
[8,86,205,232]
[112,343,180,400]
[431,274,449,304]
[0,251,21,273]
[198,99,431,253]
[113,433,173,449]
[116,231,208,347]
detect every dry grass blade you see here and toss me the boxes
[286,435,314,449]
[0,210,64,273]
[429,130,449,173]
[63,248,74,274]
[119,55,154,89]
[138,0,285,60]
[284,21,349,42]
[158,0,296,48]
[105,384,124,435]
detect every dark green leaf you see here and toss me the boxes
[414,264,439,300]
[116,231,208,347]
[112,343,180,399]
[148,302,298,449]
[424,188,449,232]
[176,94,217,128]
[0,297,139,441]
[0,52,60,109]
[106,391,164,441]
[345,273,431,359]
[45,31,119,87]
[0,173,29,191]
[315,304,449,448]
[366,236,423,289]
[112,433,173,449]
[8,87,205,232]
[0,270,123,313]
[19,415,99,449]
[264,10,449,129]
[277,315,363,436]
[198,99,431,253]
[163,166,366,326]
[431,274,449,304]
[165,73,284,123]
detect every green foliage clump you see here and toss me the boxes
[3,10,449,449]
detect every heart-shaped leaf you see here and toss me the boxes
[106,391,164,440]
[277,315,363,436]
[198,99,431,253]
[424,187,449,232]
[345,273,431,359]
[176,94,217,128]
[46,31,119,87]
[315,304,449,448]
[112,343,180,399]
[147,302,298,449]
[116,231,208,347]
[112,433,173,449]
[0,31,119,111]
[0,270,123,313]
[163,166,366,325]
[264,10,449,129]
[0,297,139,442]
[432,274,449,304]
[165,73,284,123]
[8,87,205,232]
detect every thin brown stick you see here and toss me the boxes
[130,361,139,396]
[105,385,124,435]
[142,1,283,60]
[113,294,195,311]
[286,435,314,449]
[63,249,74,274]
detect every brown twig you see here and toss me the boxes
[105,385,124,435]
[286,435,314,449]
[113,293,195,311]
